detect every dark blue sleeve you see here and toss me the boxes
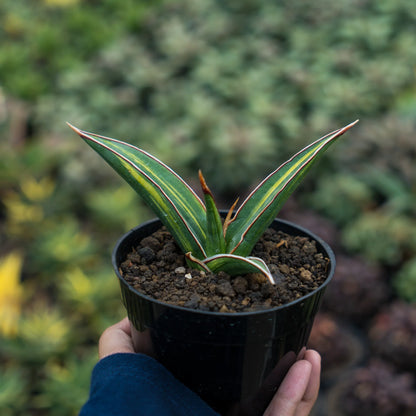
[79,353,220,416]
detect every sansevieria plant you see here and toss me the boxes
[68,121,358,284]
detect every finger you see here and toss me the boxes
[99,317,135,359]
[302,350,321,403]
[118,316,132,336]
[294,350,321,416]
[263,359,312,416]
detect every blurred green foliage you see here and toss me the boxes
[343,211,416,265]
[394,258,416,303]
[0,0,158,100]
[32,0,416,196]
[0,366,28,416]
[1,0,416,414]
[34,352,97,416]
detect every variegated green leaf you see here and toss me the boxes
[68,124,207,258]
[226,120,359,256]
[199,170,226,256]
[186,252,274,283]
[203,254,275,284]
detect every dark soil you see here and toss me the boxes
[120,226,330,313]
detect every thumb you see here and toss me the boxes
[99,317,135,359]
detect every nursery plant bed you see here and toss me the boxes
[113,216,335,416]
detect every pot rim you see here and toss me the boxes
[112,216,336,317]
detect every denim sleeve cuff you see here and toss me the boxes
[79,353,219,416]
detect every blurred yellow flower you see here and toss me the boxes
[0,252,24,337]
[20,177,55,202]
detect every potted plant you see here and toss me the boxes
[69,120,357,416]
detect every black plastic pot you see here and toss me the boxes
[112,217,335,416]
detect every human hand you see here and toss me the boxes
[263,350,321,416]
[99,318,320,416]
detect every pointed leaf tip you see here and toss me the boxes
[199,170,213,197]
[66,122,80,133]
[67,122,88,140]
[341,119,359,133]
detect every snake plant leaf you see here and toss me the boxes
[68,123,207,258]
[226,120,359,256]
[203,254,275,284]
[199,170,226,256]
[186,252,274,284]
